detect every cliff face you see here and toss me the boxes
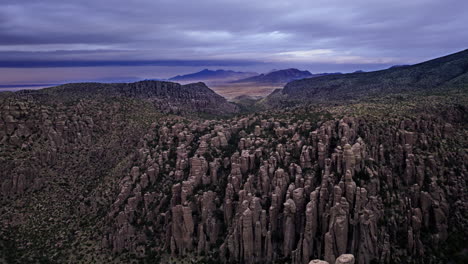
[123,81,239,115]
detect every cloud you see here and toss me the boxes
[0,0,466,68]
[272,49,405,64]
[0,59,261,68]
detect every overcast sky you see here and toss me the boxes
[1,0,467,85]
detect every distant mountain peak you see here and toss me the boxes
[232,68,335,84]
[168,69,258,83]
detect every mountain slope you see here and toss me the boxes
[262,49,468,107]
[168,69,257,82]
[18,80,239,115]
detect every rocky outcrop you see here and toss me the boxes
[171,205,194,255]
[308,253,355,264]
[336,254,355,264]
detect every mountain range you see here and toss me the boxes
[165,68,336,99]
[232,68,340,84]
[168,69,257,83]
[262,49,468,107]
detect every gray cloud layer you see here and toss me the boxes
[0,0,467,71]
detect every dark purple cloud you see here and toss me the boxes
[0,59,260,68]
[0,0,467,85]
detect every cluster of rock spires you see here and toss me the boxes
[0,96,151,198]
[0,93,163,262]
[98,107,465,263]
[0,76,466,263]
[0,98,97,197]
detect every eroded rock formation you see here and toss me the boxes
[0,87,466,264]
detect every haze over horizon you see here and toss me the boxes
[1,0,467,87]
